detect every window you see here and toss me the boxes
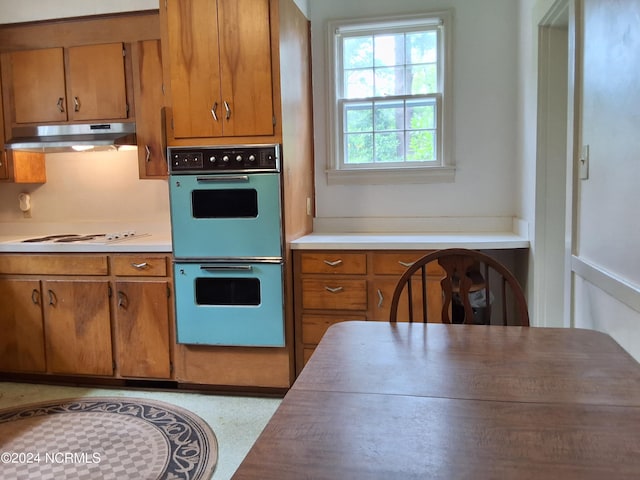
[328,11,453,184]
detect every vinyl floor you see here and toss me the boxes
[0,381,281,480]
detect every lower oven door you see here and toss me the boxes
[173,261,285,347]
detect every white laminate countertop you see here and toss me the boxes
[0,223,172,253]
[290,232,529,250]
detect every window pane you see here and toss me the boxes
[407,130,436,162]
[374,101,404,131]
[345,104,373,132]
[345,69,373,98]
[407,64,437,94]
[406,31,437,64]
[375,132,404,163]
[344,36,373,69]
[374,66,405,96]
[374,34,404,67]
[406,100,435,129]
[346,133,373,164]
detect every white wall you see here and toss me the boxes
[572,0,640,360]
[0,0,158,23]
[309,0,520,227]
[0,151,169,228]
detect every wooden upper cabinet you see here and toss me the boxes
[8,43,128,125]
[66,43,128,121]
[165,0,275,139]
[10,48,67,124]
[132,40,167,178]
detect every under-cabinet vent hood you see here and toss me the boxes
[6,122,137,152]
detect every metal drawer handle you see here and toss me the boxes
[31,289,40,305]
[377,289,384,308]
[47,289,57,306]
[57,97,65,112]
[323,259,343,267]
[73,96,80,112]
[324,286,343,293]
[200,265,253,272]
[224,101,231,120]
[211,102,219,122]
[196,175,249,183]
[131,262,149,269]
[398,261,415,268]
[145,145,151,162]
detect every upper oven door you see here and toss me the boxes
[170,172,282,259]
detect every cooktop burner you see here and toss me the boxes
[20,231,149,244]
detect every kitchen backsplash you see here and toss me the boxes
[0,150,170,226]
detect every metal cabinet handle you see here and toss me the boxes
[377,289,384,308]
[73,97,80,112]
[324,286,343,293]
[131,262,149,269]
[117,291,129,309]
[31,289,40,305]
[201,265,253,272]
[47,289,57,306]
[398,261,415,268]
[323,259,343,267]
[196,175,249,183]
[211,102,219,121]
[57,97,65,112]
[224,101,231,120]
[145,145,151,162]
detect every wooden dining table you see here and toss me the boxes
[232,321,640,479]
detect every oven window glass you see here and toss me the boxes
[195,278,261,306]
[192,189,258,218]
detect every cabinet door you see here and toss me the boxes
[0,279,46,372]
[43,280,113,376]
[67,43,128,121]
[10,48,67,124]
[132,40,167,178]
[114,280,171,379]
[166,0,222,138]
[217,0,275,137]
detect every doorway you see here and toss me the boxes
[535,0,574,327]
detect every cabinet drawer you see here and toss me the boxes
[111,255,168,277]
[302,314,366,345]
[302,279,367,310]
[0,254,108,275]
[372,252,443,276]
[300,252,367,275]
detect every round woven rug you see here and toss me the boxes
[0,397,218,480]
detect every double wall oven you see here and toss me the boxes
[168,144,285,347]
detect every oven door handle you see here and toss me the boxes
[200,265,253,272]
[196,175,250,183]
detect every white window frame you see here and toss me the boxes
[326,11,454,185]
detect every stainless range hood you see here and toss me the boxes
[6,122,137,152]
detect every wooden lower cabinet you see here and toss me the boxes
[43,279,113,376]
[114,280,171,379]
[293,249,444,374]
[0,253,173,381]
[0,279,46,372]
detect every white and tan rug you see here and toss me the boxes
[0,397,218,480]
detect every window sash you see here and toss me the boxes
[339,94,442,169]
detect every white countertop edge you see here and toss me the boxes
[290,232,530,250]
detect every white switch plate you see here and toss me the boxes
[579,145,589,180]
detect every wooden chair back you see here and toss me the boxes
[389,248,529,326]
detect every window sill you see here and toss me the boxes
[326,166,456,185]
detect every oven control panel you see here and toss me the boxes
[169,145,280,173]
